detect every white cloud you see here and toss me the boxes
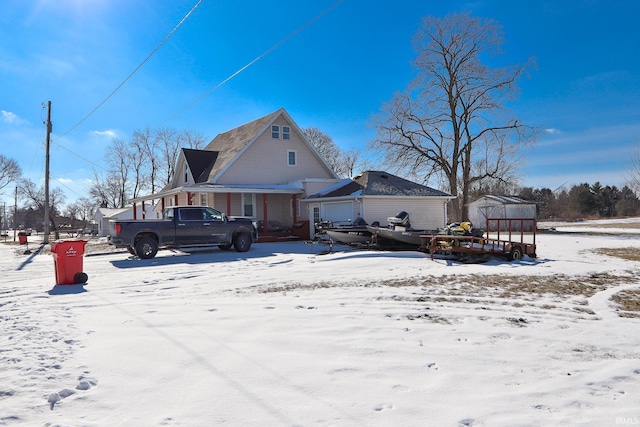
[92,129,117,138]
[1,110,26,125]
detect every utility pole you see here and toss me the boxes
[44,101,52,244]
[14,186,17,242]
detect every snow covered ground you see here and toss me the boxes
[1,222,640,426]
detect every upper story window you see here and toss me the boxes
[283,126,291,140]
[287,150,297,166]
[272,125,279,139]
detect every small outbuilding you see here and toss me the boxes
[468,195,537,231]
[94,205,158,237]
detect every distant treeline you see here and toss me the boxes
[514,183,640,220]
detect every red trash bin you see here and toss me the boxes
[18,232,27,244]
[50,240,88,285]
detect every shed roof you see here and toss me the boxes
[472,195,534,205]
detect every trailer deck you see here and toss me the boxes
[421,218,537,261]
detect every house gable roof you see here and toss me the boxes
[202,108,337,182]
[306,171,452,199]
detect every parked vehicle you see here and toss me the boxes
[109,206,258,259]
[367,211,439,248]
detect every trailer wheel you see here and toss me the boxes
[135,237,158,259]
[509,245,523,261]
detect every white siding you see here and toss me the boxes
[362,198,447,230]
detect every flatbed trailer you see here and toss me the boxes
[420,218,537,261]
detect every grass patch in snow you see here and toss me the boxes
[592,247,640,262]
[610,288,640,317]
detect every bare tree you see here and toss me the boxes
[626,145,640,196]
[132,127,157,194]
[0,154,22,192]
[19,179,66,233]
[126,134,149,199]
[156,128,181,188]
[105,138,133,207]
[302,127,370,178]
[89,171,125,208]
[343,148,373,178]
[180,129,207,150]
[67,197,96,226]
[371,12,536,221]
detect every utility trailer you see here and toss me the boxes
[420,218,537,261]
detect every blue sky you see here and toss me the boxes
[1,0,639,206]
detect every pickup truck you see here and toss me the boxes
[109,206,258,259]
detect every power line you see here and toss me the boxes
[155,0,343,128]
[54,0,203,141]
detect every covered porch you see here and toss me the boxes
[128,184,311,242]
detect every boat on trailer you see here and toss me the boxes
[315,217,372,245]
[367,211,438,248]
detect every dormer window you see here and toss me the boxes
[283,126,290,140]
[272,125,279,138]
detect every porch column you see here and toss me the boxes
[133,202,137,220]
[292,194,297,223]
[142,200,146,219]
[226,193,231,215]
[263,193,268,233]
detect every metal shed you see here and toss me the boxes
[468,195,537,231]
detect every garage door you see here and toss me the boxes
[322,201,353,222]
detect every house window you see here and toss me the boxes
[287,150,297,166]
[200,194,208,206]
[183,165,189,183]
[313,207,320,225]
[272,125,279,139]
[282,126,290,140]
[242,193,255,217]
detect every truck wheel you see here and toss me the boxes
[135,237,158,259]
[218,243,232,250]
[233,233,252,252]
[508,245,523,261]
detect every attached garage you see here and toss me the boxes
[303,171,454,236]
[321,201,356,222]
